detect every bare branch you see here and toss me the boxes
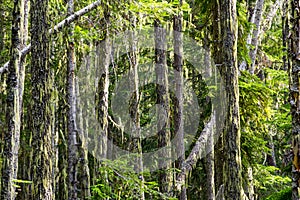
[175,114,215,189]
[0,0,101,75]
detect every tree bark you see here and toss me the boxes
[154,20,172,195]
[76,76,91,199]
[30,0,53,199]
[218,0,244,199]
[66,0,79,199]
[290,1,300,199]
[129,19,145,200]
[249,0,265,74]
[1,0,24,199]
[173,1,186,199]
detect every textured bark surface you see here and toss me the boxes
[249,0,264,74]
[66,0,79,199]
[212,0,225,193]
[1,0,23,199]
[154,20,172,195]
[130,25,145,200]
[30,0,53,199]
[173,2,186,198]
[290,1,300,199]
[16,0,30,199]
[218,0,243,199]
[76,76,91,199]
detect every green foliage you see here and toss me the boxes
[254,164,291,199]
[237,0,252,64]
[263,187,292,200]
[91,159,176,200]
[129,0,191,25]
[239,68,291,199]
[239,71,273,166]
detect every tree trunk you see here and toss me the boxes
[290,1,300,199]
[129,19,145,199]
[1,0,24,199]
[211,0,226,194]
[155,19,172,195]
[76,76,91,199]
[66,0,79,199]
[173,1,186,199]
[249,0,264,74]
[30,0,53,198]
[218,0,244,199]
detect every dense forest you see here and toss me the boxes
[0,0,299,199]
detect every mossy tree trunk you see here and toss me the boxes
[218,0,244,199]
[30,0,54,198]
[66,0,79,199]
[173,1,186,199]
[290,1,300,199]
[1,0,24,199]
[154,19,172,195]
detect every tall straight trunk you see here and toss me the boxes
[19,0,29,111]
[173,1,186,199]
[212,0,225,193]
[97,9,110,163]
[203,29,215,200]
[129,23,145,200]
[154,20,171,195]
[17,1,30,198]
[66,0,79,199]
[1,0,24,199]
[76,76,91,199]
[290,1,300,199]
[95,10,110,198]
[218,0,243,199]
[30,0,53,199]
[249,0,264,74]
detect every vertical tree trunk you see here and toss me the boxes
[205,130,215,200]
[218,0,244,199]
[16,1,30,198]
[173,1,186,199]
[30,0,53,198]
[290,1,300,199]
[203,29,215,200]
[212,0,225,193]
[129,24,145,200]
[1,0,24,199]
[249,0,265,74]
[76,76,91,199]
[154,20,172,195]
[66,0,79,199]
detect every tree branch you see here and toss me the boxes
[175,113,215,189]
[0,0,101,75]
